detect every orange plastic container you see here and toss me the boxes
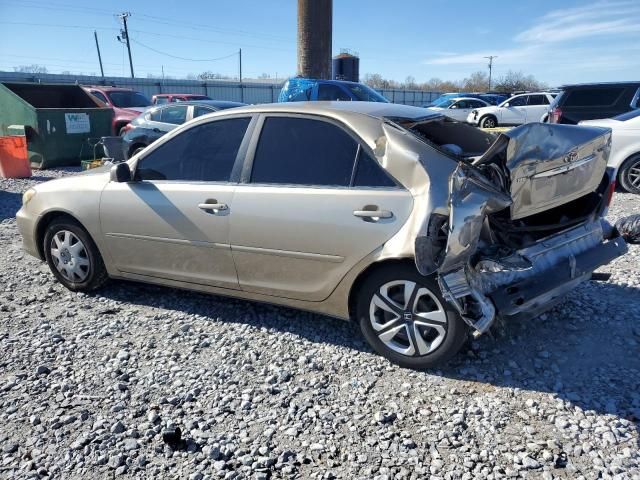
[0,136,31,178]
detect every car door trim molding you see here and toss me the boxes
[232,244,344,263]
[105,232,230,250]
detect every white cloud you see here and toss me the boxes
[423,0,640,70]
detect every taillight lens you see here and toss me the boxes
[549,107,562,124]
[606,179,616,207]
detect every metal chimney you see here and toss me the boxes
[297,0,333,79]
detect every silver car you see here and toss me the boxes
[17,102,627,369]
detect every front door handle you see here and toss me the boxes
[353,209,392,219]
[198,202,228,211]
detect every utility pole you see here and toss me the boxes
[117,12,135,78]
[94,30,104,78]
[238,48,242,83]
[484,55,497,91]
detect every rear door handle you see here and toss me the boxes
[353,210,392,219]
[198,203,227,211]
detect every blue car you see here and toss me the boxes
[278,78,389,103]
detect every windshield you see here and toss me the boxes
[613,109,640,121]
[432,99,455,108]
[345,84,389,102]
[107,91,151,108]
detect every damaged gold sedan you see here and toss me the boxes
[17,102,627,368]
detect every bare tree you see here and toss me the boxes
[461,71,489,92]
[493,70,548,93]
[13,64,48,74]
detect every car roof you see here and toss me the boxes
[180,100,247,108]
[207,101,440,121]
[154,93,209,97]
[558,81,640,89]
[450,97,487,102]
[83,85,134,92]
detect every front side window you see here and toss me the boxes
[250,117,358,187]
[155,96,169,105]
[470,100,487,109]
[148,108,162,122]
[136,117,250,182]
[345,84,389,103]
[509,96,527,107]
[564,88,625,107]
[160,105,188,125]
[317,84,351,101]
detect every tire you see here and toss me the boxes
[356,264,468,369]
[617,154,640,194]
[129,145,146,158]
[43,217,109,292]
[480,115,498,128]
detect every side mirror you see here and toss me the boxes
[504,102,510,107]
[450,105,458,109]
[110,163,132,183]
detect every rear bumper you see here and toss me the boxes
[488,233,627,319]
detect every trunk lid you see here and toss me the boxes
[474,122,611,220]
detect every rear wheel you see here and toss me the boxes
[43,218,108,291]
[356,264,468,369]
[618,154,640,194]
[480,115,497,128]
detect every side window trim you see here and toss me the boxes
[239,113,402,189]
[132,114,256,185]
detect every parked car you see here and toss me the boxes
[83,86,151,135]
[278,78,389,103]
[467,92,557,128]
[16,102,626,369]
[428,97,490,121]
[580,109,640,193]
[546,82,640,124]
[424,93,508,108]
[122,100,246,158]
[152,93,212,104]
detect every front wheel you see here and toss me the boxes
[356,264,468,369]
[618,154,640,194]
[43,218,109,291]
[480,116,497,128]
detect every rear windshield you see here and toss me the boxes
[107,91,151,108]
[613,109,640,121]
[563,88,624,107]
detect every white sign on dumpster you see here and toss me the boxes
[64,113,91,134]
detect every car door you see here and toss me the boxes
[447,100,472,121]
[500,95,528,124]
[524,94,550,123]
[100,116,254,288]
[229,114,414,302]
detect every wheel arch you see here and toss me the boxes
[36,210,88,259]
[617,152,640,192]
[347,257,417,321]
[479,113,498,126]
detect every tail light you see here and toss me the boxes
[122,123,135,133]
[549,107,563,124]
[606,179,616,207]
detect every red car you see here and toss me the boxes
[83,86,151,135]
[152,93,212,104]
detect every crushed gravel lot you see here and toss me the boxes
[1,168,639,479]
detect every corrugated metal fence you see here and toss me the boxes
[0,71,441,106]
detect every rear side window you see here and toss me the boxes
[136,117,250,182]
[508,96,527,107]
[194,106,215,117]
[251,117,358,186]
[155,97,168,105]
[90,91,108,104]
[160,105,188,124]
[563,88,625,107]
[317,84,351,101]
[527,95,549,105]
[353,150,396,188]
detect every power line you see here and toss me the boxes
[130,38,239,62]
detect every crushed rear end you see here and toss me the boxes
[410,120,627,335]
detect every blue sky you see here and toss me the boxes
[0,0,639,86]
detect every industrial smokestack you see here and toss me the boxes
[297,0,332,79]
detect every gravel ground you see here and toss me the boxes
[1,168,639,480]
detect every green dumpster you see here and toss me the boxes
[0,82,113,169]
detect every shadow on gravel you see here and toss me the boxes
[0,191,22,221]
[96,278,640,444]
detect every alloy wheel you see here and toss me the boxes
[627,160,640,190]
[369,280,447,357]
[50,230,90,282]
